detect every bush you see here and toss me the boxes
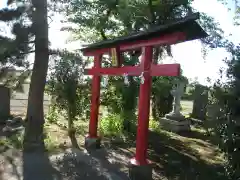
[149,118,160,132]
[46,105,59,123]
[1,132,24,149]
[210,44,240,179]
[100,114,123,136]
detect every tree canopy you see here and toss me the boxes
[0,1,33,90]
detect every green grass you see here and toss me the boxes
[181,100,193,116]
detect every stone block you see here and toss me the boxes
[84,136,101,149]
[165,112,185,121]
[192,85,208,120]
[128,162,153,180]
[160,117,190,132]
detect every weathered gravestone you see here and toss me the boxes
[0,86,10,124]
[160,82,190,132]
[191,85,208,120]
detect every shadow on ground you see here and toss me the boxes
[1,124,129,180]
[105,129,226,180]
[0,123,226,180]
[22,152,62,180]
[0,147,130,180]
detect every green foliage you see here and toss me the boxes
[46,105,59,123]
[152,76,174,118]
[63,0,208,129]
[209,44,240,179]
[0,2,33,91]
[149,118,160,132]
[101,55,139,132]
[46,50,91,146]
[46,52,90,120]
[100,114,123,136]
[0,131,24,149]
[63,0,226,54]
[61,0,229,135]
[44,133,59,152]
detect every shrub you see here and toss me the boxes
[46,105,59,123]
[100,114,123,136]
[149,118,160,132]
[210,44,240,179]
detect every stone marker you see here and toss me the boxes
[191,84,208,120]
[0,86,10,124]
[160,82,190,132]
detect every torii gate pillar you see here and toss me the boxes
[84,55,101,149]
[129,46,153,180]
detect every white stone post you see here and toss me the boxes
[170,82,185,117]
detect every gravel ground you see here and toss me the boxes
[0,148,130,180]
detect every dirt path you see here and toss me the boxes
[0,148,130,180]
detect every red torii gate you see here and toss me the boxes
[81,13,207,179]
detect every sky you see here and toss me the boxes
[1,0,240,85]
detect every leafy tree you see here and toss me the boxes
[101,54,139,132]
[59,0,227,131]
[209,43,240,179]
[0,0,86,150]
[46,51,88,147]
[0,1,33,91]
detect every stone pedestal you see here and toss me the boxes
[160,82,190,132]
[128,160,153,180]
[84,136,101,149]
[160,113,190,132]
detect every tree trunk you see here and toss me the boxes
[67,106,79,148]
[23,0,49,151]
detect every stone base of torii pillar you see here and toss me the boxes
[160,82,190,132]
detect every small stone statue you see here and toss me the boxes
[165,82,185,121]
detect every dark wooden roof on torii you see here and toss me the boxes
[81,13,208,56]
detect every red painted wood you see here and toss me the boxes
[134,46,153,165]
[85,66,142,76]
[151,64,180,76]
[84,64,180,77]
[83,32,186,56]
[88,55,101,138]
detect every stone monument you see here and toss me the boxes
[191,84,208,120]
[160,82,190,132]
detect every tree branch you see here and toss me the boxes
[100,29,107,40]
[148,0,156,25]
[99,0,119,40]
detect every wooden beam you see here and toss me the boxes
[83,32,186,56]
[84,64,180,77]
[84,66,142,76]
